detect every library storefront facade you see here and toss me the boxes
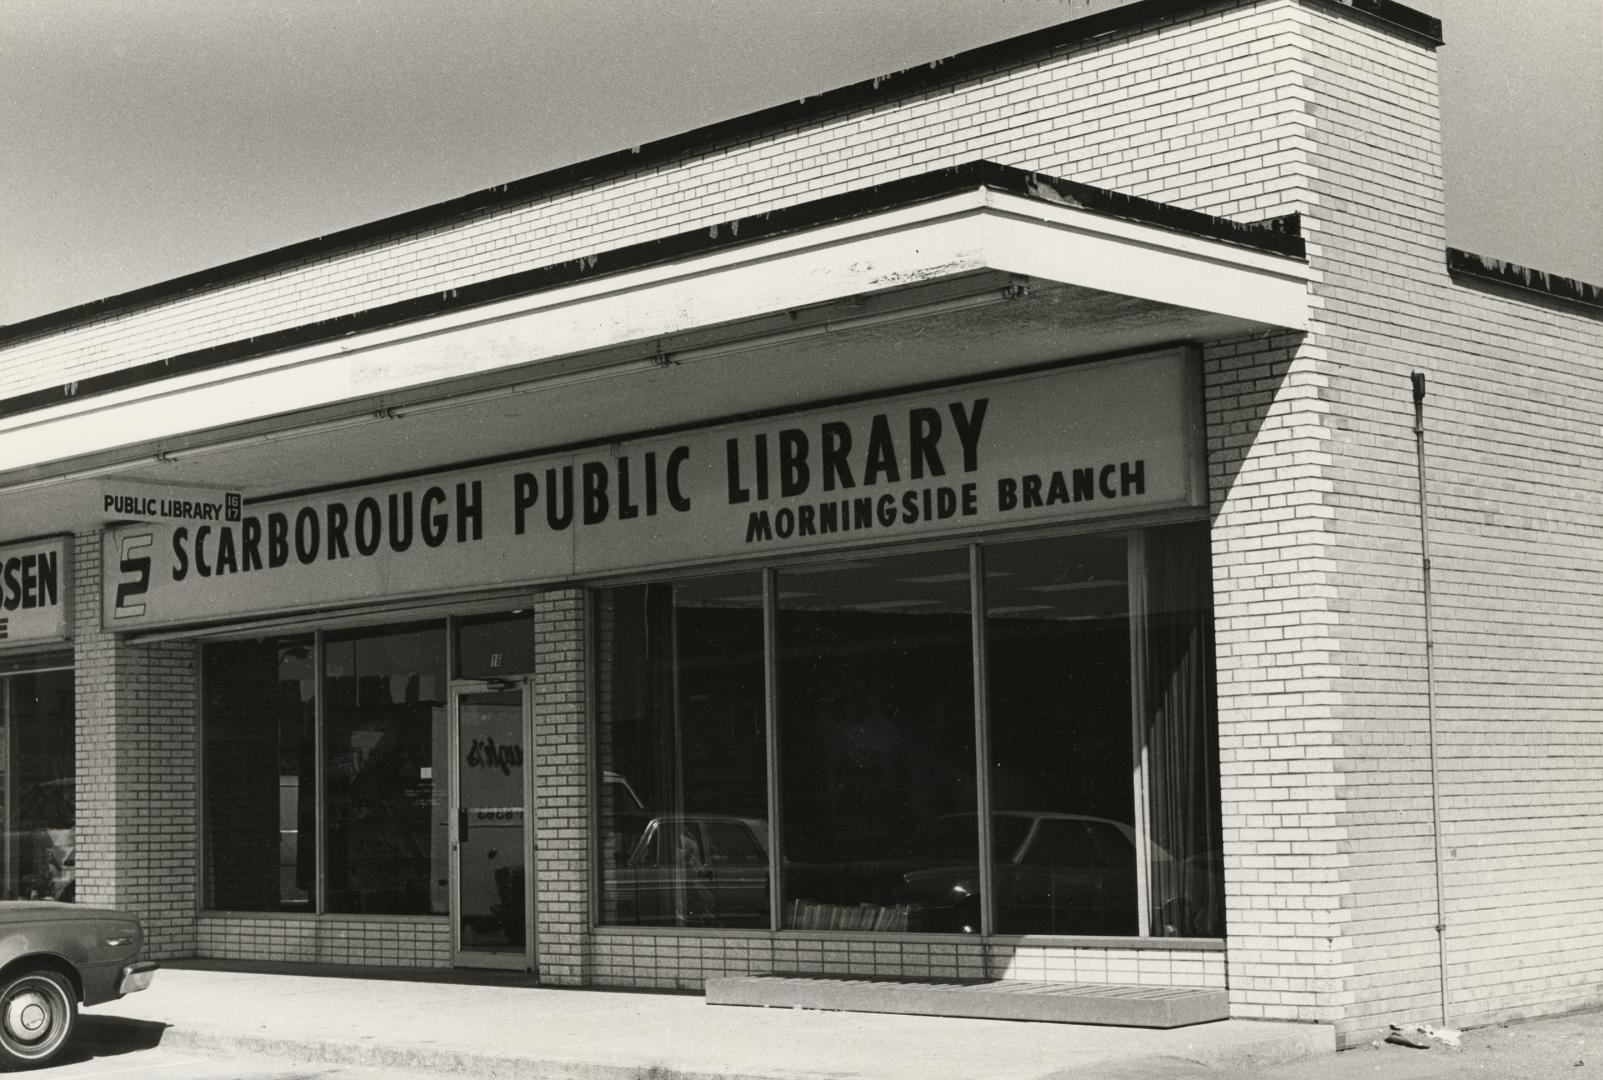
[4,0,1601,1048]
[107,348,1228,980]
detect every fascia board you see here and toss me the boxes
[0,189,1307,473]
[0,191,993,442]
[979,190,1311,331]
[0,202,993,471]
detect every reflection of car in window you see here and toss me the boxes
[890,812,1179,935]
[599,770,652,868]
[7,779,75,903]
[605,814,770,927]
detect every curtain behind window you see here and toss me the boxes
[1143,522,1223,937]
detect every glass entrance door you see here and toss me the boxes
[450,683,533,970]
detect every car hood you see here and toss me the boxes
[0,901,136,925]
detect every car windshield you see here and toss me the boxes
[888,814,1031,861]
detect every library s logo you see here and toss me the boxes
[113,532,154,619]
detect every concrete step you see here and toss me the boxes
[706,974,1230,1029]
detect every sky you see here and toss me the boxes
[1,0,1599,328]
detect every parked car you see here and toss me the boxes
[603,814,770,927]
[0,901,158,1069]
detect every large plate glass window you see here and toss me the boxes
[323,622,448,915]
[595,573,768,928]
[776,549,976,933]
[984,534,1135,935]
[202,636,315,911]
[591,523,1221,940]
[1138,521,1221,937]
[0,657,75,903]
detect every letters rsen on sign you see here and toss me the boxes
[0,536,71,648]
[102,350,1204,631]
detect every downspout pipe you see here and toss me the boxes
[1411,371,1450,1025]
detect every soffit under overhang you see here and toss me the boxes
[0,180,1308,542]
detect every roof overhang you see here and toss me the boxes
[0,169,1308,541]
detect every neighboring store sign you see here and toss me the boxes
[101,480,242,524]
[0,536,71,647]
[103,350,1203,630]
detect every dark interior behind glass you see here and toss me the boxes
[595,574,769,928]
[985,534,1135,935]
[777,549,976,933]
[323,622,446,915]
[1,667,75,902]
[202,636,315,911]
[1142,521,1222,937]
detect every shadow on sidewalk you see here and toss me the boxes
[61,1015,172,1064]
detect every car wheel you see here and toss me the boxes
[0,969,77,1069]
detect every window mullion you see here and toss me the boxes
[313,628,327,916]
[1127,531,1152,937]
[971,544,995,939]
[763,567,782,933]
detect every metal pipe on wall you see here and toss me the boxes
[1411,371,1450,1025]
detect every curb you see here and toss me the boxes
[145,1023,800,1080]
[85,1015,1335,1080]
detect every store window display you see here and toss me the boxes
[0,658,75,902]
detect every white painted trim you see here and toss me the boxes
[980,191,1311,329]
[0,193,1308,477]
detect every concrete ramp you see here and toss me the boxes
[706,974,1230,1029]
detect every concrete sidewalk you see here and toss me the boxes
[83,964,1335,1080]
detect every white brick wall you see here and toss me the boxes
[590,931,1225,991]
[532,589,591,984]
[0,0,1310,400]
[72,532,199,960]
[197,915,450,967]
[1205,3,1603,1047]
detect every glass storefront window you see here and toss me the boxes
[591,523,1221,941]
[985,534,1135,935]
[595,573,769,928]
[1140,522,1222,937]
[323,622,447,915]
[777,549,976,933]
[1,666,75,902]
[202,637,315,911]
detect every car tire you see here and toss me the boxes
[0,968,78,1069]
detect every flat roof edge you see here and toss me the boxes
[1304,0,1443,47]
[0,162,1302,423]
[0,0,1419,345]
[1446,248,1603,316]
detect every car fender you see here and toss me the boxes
[0,909,144,1006]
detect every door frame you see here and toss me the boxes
[448,678,537,972]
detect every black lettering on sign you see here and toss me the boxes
[1,551,58,611]
[996,460,1148,513]
[115,533,154,619]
